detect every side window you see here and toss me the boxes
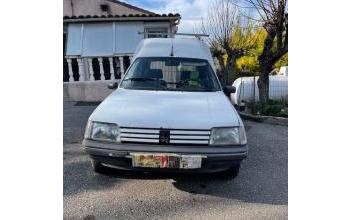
[145,28,169,38]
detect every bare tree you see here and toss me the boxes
[243,0,288,102]
[200,0,258,85]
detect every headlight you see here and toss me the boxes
[209,126,247,145]
[84,121,120,142]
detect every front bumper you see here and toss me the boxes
[82,139,248,173]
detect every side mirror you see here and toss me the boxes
[223,86,236,97]
[108,82,119,89]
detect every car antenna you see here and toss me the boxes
[170,39,174,57]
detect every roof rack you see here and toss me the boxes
[137,32,209,38]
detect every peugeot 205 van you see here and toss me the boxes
[83,38,248,179]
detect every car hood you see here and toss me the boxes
[89,88,242,129]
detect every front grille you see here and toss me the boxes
[120,127,211,145]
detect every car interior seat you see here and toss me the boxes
[180,70,191,81]
[145,69,163,79]
[197,66,211,88]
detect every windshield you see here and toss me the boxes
[120,57,221,92]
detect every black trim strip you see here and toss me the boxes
[121,141,208,146]
[121,136,158,140]
[121,137,209,141]
[171,138,209,141]
[120,132,210,136]
[120,132,159,135]
[120,126,211,131]
[170,133,210,136]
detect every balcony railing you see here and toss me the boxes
[64,55,221,83]
[63,55,133,82]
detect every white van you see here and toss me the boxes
[230,76,288,106]
[83,38,248,178]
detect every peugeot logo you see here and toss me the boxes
[159,129,170,144]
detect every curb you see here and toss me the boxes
[239,112,288,126]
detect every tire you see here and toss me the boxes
[91,159,105,174]
[217,164,240,179]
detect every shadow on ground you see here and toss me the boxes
[87,156,287,206]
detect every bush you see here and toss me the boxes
[249,99,288,117]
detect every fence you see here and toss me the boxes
[63,55,133,82]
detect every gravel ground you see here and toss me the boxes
[63,101,288,220]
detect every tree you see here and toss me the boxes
[234,28,288,75]
[200,0,258,85]
[274,52,288,68]
[209,44,227,83]
[242,0,288,102]
[235,28,266,74]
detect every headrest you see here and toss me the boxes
[196,66,207,79]
[181,70,191,80]
[145,69,163,79]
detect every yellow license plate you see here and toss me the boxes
[131,153,202,169]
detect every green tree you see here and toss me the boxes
[201,0,258,85]
[244,0,288,102]
[274,52,288,68]
[234,28,266,74]
[233,29,288,75]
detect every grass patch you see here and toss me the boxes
[249,99,288,118]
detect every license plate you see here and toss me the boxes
[131,153,202,169]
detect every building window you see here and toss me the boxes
[145,27,169,38]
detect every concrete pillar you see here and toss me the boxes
[77,58,84,81]
[98,57,105,80]
[66,58,74,82]
[108,57,115,80]
[88,58,94,81]
[119,56,125,77]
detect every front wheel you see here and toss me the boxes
[91,159,105,174]
[217,164,241,179]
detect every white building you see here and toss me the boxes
[63,0,181,82]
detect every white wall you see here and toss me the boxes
[63,81,117,101]
[66,21,172,57]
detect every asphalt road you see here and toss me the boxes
[63,101,288,220]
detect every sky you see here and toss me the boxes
[123,0,213,33]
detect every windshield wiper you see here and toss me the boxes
[124,77,159,82]
[124,77,167,90]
